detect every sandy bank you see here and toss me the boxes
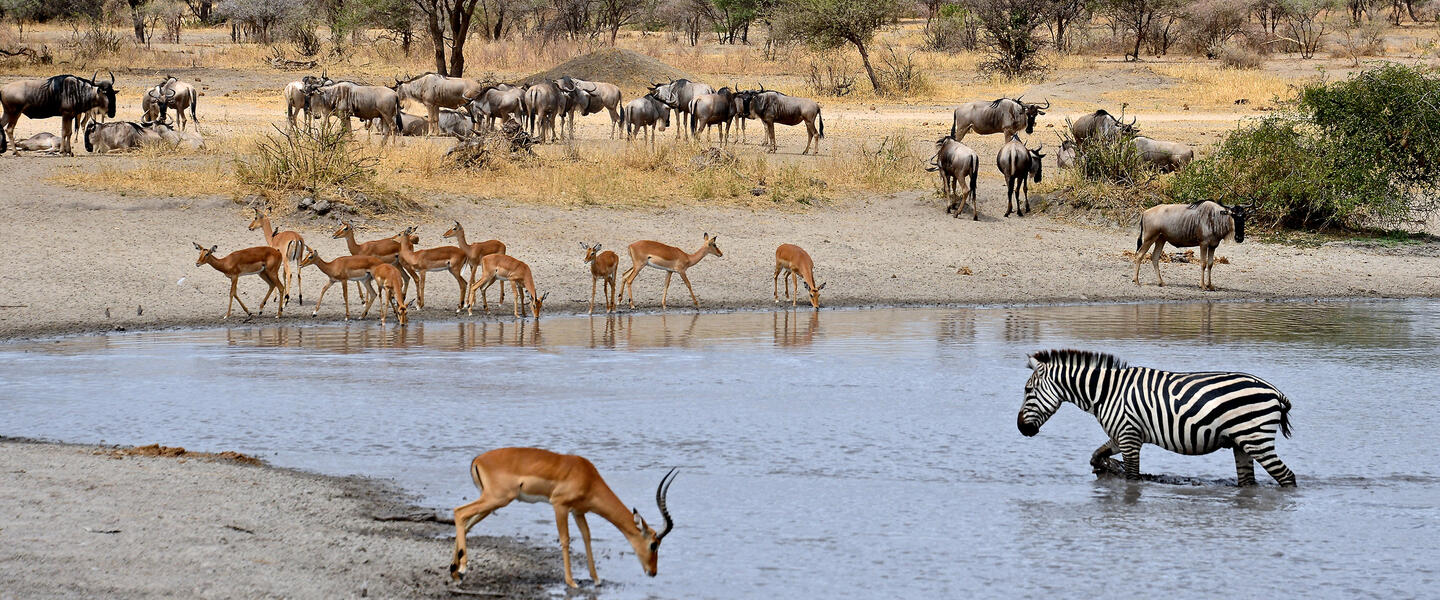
[0,439,558,599]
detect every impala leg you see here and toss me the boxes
[341,279,353,320]
[553,504,578,588]
[227,278,252,318]
[574,512,600,585]
[773,264,782,302]
[790,272,799,307]
[312,280,335,317]
[452,266,467,313]
[590,276,597,314]
[1232,446,1257,487]
[467,263,479,308]
[257,273,279,318]
[680,271,699,308]
[512,280,522,318]
[661,272,672,309]
[450,495,509,581]
[607,276,616,312]
[416,271,427,308]
[293,249,304,304]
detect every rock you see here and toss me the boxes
[312,199,332,215]
[297,196,314,210]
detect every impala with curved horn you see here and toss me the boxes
[449,448,677,588]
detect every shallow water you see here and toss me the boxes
[4,301,1440,598]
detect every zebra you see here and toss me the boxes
[1016,349,1296,487]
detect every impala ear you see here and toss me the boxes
[405,299,417,308]
[193,242,204,250]
[818,282,827,290]
[1027,354,1040,370]
[632,509,644,530]
[210,245,218,253]
[594,243,601,251]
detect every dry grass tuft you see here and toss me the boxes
[1139,64,1303,108]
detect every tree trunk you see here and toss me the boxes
[492,8,504,40]
[426,1,447,75]
[132,9,147,43]
[852,38,881,93]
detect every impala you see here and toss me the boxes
[620,233,722,310]
[247,209,307,305]
[581,242,619,314]
[442,221,507,307]
[449,448,677,588]
[299,249,381,319]
[467,253,548,318]
[394,226,468,312]
[361,262,410,326]
[774,243,826,309]
[332,221,418,297]
[192,242,285,319]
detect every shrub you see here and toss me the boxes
[924,4,979,51]
[1183,0,1251,56]
[236,120,414,214]
[1074,129,1152,186]
[1219,43,1264,68]
[876,43,933,96]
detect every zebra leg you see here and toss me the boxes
[1232,446,1257,487]
[1236,436,1297,487]
[1118,431,1143,481]
[1089,440,1118,471]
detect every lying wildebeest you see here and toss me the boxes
[1070,109,1138,147]
[84,120,176,154]
[468,83,525,131]
[142,76,198,131]
[689,87,738,144]
[13,132,60,152]
[951,97,1049,141]
[393,73,487,135]
[1056,138,1077,169]
[1,71,117,156]
[929,136,980,220]
[739,89,824,154]
[368,112,430,136]
[996,135,1044,218]
[568,77,623,138]
[619,93,670,147]
[650,79,713,138]
[1134,201,1249,290]
[1132,136,1194,172]
[307,81,404,145]
[284,74,333,128]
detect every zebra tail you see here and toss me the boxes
[1278,394,1293,439]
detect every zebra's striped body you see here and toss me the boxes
[1017,349,1296,486]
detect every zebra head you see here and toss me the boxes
[1018,353,1066,437]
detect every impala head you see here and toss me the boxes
[581,241,602,263]
[702,233,722,258]
[331,221,353,239]
[395,298,414,326]
[530,292,549,319]
[800,280,827,309]
[299,248,319,268]
[192,242,217,266]
[393,226,418,244]
[443,220,462,239]
[628,468,678,577]
[246,208,266,231]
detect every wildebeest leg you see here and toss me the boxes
[1022,178,1030,215]
[1004,177,1015,217]
[680,271,700,309]
[766,122,777,154]
[661,272,673,309]
[428,105,440,136]
[61,116,74,156]
[4,111,20,155]
[803,120,816,155]
[1133,235,1155,285]
[1151,239,1166,287]
[1232,446,1257,486]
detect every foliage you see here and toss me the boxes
[1181,0,1249,56]
[923,4,978,51]
[770,0,899,92]
[965,0,1051,77]
[1218,42,1264,68]
[235,120,406,213]
[1074,130,1151,185]
[1280,0,1335,58]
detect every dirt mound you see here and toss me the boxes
[524,48,694,94]
[102,443,265,466]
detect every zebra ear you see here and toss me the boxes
[1027,354,1040,370]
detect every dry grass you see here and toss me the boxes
[1135,63,1305,108]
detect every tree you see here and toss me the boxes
[966,0,1052,76]
[413,0,483,76]
[127,0,147,43]
[1106,0,1181,60]
[771,0,899,93]
[596,0,649,43]
[1050,0,1090,52]
[217,0,298,44]
[1,0,46,39]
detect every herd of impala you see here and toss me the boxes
[193,209,828,326]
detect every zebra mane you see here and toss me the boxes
[1030,349,1128,370]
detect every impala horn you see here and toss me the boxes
[654,467,677,542]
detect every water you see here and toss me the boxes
[4,300,1440,598]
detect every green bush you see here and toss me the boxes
[1075,132,1151,186]
[1171,64,1440,230]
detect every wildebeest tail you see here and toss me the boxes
[393,97,404,133]
[191,94,198,123]
[950,118,955,139]
[818,108,824,139]
[0,122,6,153]
[968,156,977,204]
[84,124,94,153]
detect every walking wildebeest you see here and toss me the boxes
[930,136,980,220]
[1,71,117,156]
[1070,109,1138,147]
[1132,136,1195,172]
[650,79,714,139]
[739,89,824,154]
[619,93,670,147]
[1134,201,1249,290]
[142,76,198,131]
[555,77,590,140]
[522,80,565,142]
[84,120,178,154]
[951,97,1049,141]
[285,75,332,128]
[689,87,738,144]
[13,132,60,152]
[307,81,404,145]
[393,73,487,135]
[996,135,1044,217]
[568,78,623,138]
[468,83,525,131]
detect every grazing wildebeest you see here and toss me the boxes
[930,136,980,220]
[996,135,1044,218]
[284,75,332,128]
[1134,201,1249,290]
[740,90,824,154]
[13,132,60,152]
[83,120,178,154]
[688,87,738,144]
[950,97,1049,141]
[522,80,565,142]
[568,78,623,138]
[619,93,670,147]
[1,71,117,156]
[1132,136,1194,172]
[468,83,525,131]
[142,76,198,131]
[393,73,487,135]
[308,81,404,145]
[1070,109,1138,147]
[1056,138,1078,169]
[650,79,714,139]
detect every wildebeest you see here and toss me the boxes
[619,93,670,147]
[930,136,980,220]
[555,78,590,140]
[688,87,738,144]
[740,89,824,154]
[13,132,60,152]
[468,83,525,131]
[1132,136,1194,172]
[522,80,566,142]
[1056,138,1077,169]
[996,135,1044,218]
[307,81,404,145]
[393,73,487,135]
[83,120,177,154]
[1,71,117,156]
[284,75,332,128]
[1134,201,1249,290]
[568,78,623,138]
[950,97,1049,141]
[650,79,714,139]
[1070,109,1138,147]
[142,76,198,131]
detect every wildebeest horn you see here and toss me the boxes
[90,70,99,84]
[1040,98,1051,109]
[654,468,677,542]
[108,70,115,85]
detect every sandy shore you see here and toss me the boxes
[0,439,558,599]
[1,154,1438,340]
